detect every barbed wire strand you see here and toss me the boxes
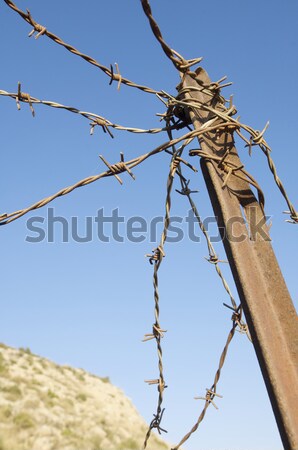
[0,86,185,137]
[171,322,237,450]
[3,0,166,97]
[140,0,202,72]
[158,165,250,448]
[164,108,239,310]
[259,144,298,224]
[0,135,188,225]
[143,152,184,449]
[0,123,248,226]
[177,177,231,299]
[175,173,251,340]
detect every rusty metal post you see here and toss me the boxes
[179,68,298,450]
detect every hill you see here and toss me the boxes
[0,343,169,450]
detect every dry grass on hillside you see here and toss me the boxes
[0,343,169,450]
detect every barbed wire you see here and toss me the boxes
[140,0,202,72]
[188,149,265,212]
[165,88,298,223]
[3,0,293,225]
[0,131,191,225]
[3,0,166,97]
[165,106,246,321]
[0,123,250,226]
[0,85,186,138]
[176,175,241,315]
[171,321,237,449]
[1,1,297,449]
[140,104,251,447]
[143,153,186,448]
[160,166,250,448]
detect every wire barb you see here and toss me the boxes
[99,153,136,185]
[175,179,199,196]
[204,255,228,264]
[223,303,252,341]
[194,389,223,410]
[145,246,165,265]
[16,82,35,116]
[283,210,298,224]
[149,408,167,435]
[143,325,167,342]
[27,12,47,40]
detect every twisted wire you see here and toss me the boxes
[140,0,202,72]
[171,324,236,449]
[143,156,182,449]
[188,149,265,213]
[3,0,165,97]
[177,174,238,310]
[165,89,298,222]
[0,88,184,136]
[143,142,196,447]
[260,144,298,223]
[166,166,251,448]
[0,124,243,226]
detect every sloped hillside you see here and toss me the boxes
[0,343,169,450]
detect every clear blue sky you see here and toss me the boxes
[0,1,297,449]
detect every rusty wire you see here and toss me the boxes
[142,140,198,448]
[177,176,234,308]
[188,149,265,213]
[0,134,189,225]
[0,86,185,137]
[0,123,244,226]
[258,146,298,224]
[164,106,243,318]
[171,322,237,450]
[147,109,250,448]
[159,164,250,448]
[140,0,202,72]
[3,0,166,97]
[1,2,297,449]
[2,106,264,226]
[160,91,251,448]
[143,160,177,448]
[164,88,298,223]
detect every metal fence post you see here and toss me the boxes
[180,68,298,450]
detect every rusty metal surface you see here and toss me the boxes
[181,68,298,450]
